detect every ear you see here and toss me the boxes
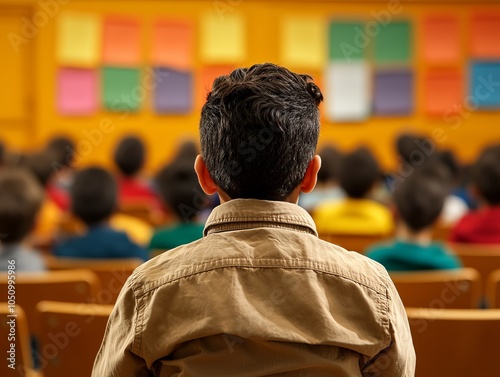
[194,155,218,195]
[300,155,322,194]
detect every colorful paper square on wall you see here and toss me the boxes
[471,13,500,59]
[422,15,460,64]
[424,70,463,116]
[102,67,141,111]
[375,21,411,63]
[152,20,194,70]
[281,16,326,69]
[328,21,365,61]
[154,68,192,114]
[200,13,245,63]
[374,70,413,115]
[325,62,370,121]
[103,17,141,66]
[470,62,500,108]
[57,68,97,115]
[57,11,101,67]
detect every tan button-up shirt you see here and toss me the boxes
[92,199,415,376]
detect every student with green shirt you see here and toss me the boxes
[366,171,461,272]
[149,159,208,253]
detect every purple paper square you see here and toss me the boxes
[374,70,413,115]
[154,68,192,114]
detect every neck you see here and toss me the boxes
[396,223,433,246]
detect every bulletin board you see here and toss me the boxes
[4,0,500,172]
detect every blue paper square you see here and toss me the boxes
[374,70,413,115]
[470,62,500,109]
[154,68,192,114]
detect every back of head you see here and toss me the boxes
[394,173,447,232]
[114,136,146,177]
[200,63,323,200]
[317,145,342,184]
[156,160,207,222]
[339,147,380,199]
[0,168,43,244]
[473,144,500,205]
[46,136,75,168]
[71,167,117,226]
[22,151,57,187]
[173,141,199,163]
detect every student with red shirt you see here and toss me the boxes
[113,136,158,206]
[450,145,500,244]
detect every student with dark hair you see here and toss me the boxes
[45,135,75,211]
[0,169,45,271]
[93,63,414,376]
[298,144,344,211]
[366,173,462,271]
[55,167,148,261]
[113,135,158,205]
[22,151,64,245]
[313,147,394,235]
[450,145,500,244]
[148,159,207,251]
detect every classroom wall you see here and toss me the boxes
[1,0,500,173]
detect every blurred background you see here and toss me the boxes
[1,0,500,173]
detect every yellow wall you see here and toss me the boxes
[1,0,500,172]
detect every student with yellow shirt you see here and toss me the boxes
[313,147,394,235]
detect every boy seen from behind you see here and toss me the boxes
[314,147,394,236]
[450,145,500,244]
[366,173,462,271]
[93,63,415,376]
[149,159,207,252]
[0,169,45,272]
[55,167,148,261]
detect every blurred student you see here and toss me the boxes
[313,147,394,235]
[0,169,45,271]
[45,135,75,210]
[55,167,148,261]
[394,133,468,225]
[113,135,157,205]
[149,160,207,252]
[93,63,414,376]
[22,151,63,245]
[450,145,500,244]
[298,145,344,212]
[366,173,461,271]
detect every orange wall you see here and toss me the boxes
[1,0,500,172]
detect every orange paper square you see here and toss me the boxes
[424,70,463,116]
[198,66,234,108]
[471,13,500,58]
[152,20,193,70]
[422,15,460,64]
[102,17,141,66]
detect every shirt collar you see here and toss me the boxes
[204,199,318,237]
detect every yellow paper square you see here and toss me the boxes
[200,13,245,63]
[57,11,101,67]
[281,16,326,70]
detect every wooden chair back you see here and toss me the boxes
[36,301,113,377]
[43,256,142,304]
[448,243,500,299]
[407,308,500,377]
[319,233,390,253]
[390,268,482,308]
[0,270,100,337]
[0,303,40,377]
[487,269,500,308]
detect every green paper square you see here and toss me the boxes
[375,21,411,63]
[102,67,141,111]
[329,21,365,61]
